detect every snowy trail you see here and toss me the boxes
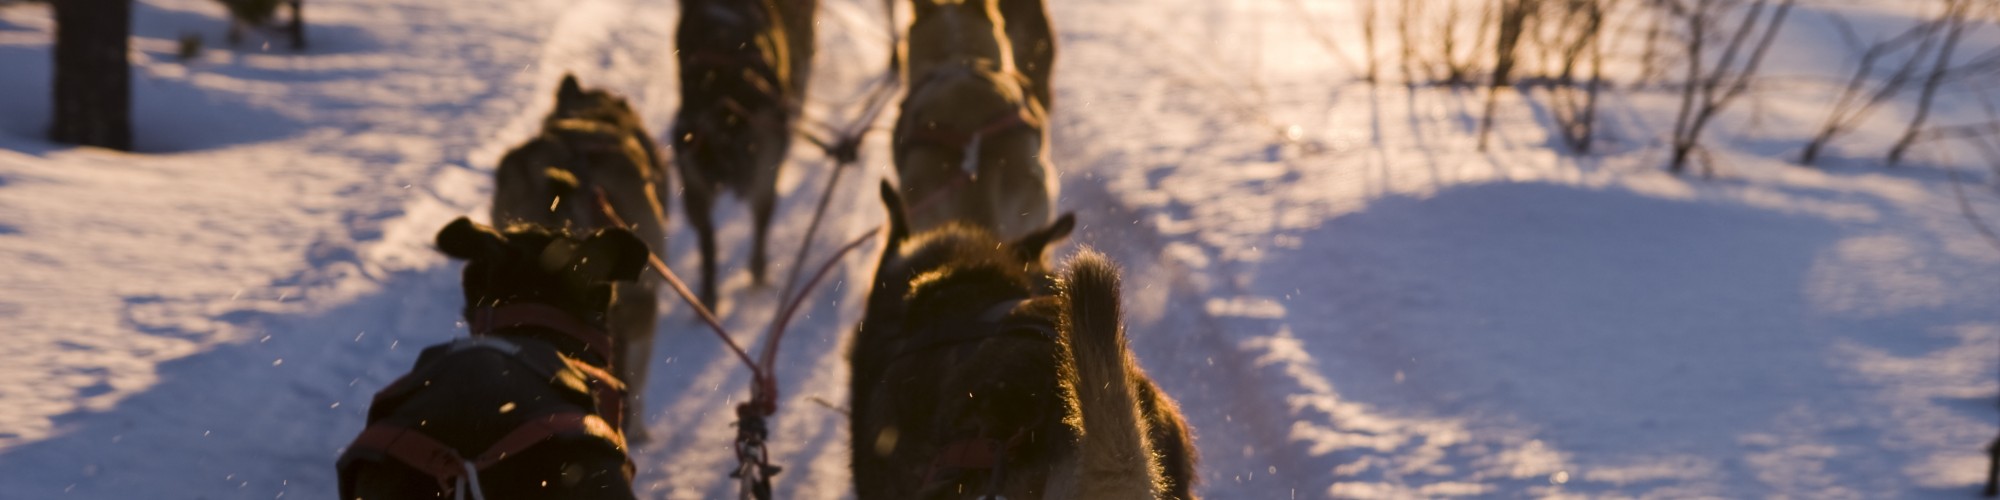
[0,0,584,496]
[1056,1,2000,497]
[4,0,2000,498]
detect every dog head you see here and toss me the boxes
[549,74,644,131]
[866,181,1073,323]
[435,217,649,327]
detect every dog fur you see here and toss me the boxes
[1052,250,1201,500]
[492,74,669,443]
[893,0,1058,242]
[671,0,816,308]
[850,183,1198,499]
[996,0,1055,110]
[344,218,648,500]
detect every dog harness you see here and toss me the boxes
[676,14,792,149]
[542,121,651,235]
[896,97,1040,215]
[882,297,1062,499]
[336,303,632,500]
[882,298,1057,367]
[898,108,1035,158]
[896,63,1042,166]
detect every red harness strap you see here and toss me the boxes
[363,336,626,430]
[931,437,1005,471]
[919,431,1029,497]
[345,411,631,494]
[903,108,1033,152]
[899,110,1035,215]
[560,354,629,432]
[469,303,616,369]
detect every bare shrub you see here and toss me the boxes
[1396,0,1497,87]
[1888,0,1989,166]
[1545,0,1617,152]
[1796,5,1952,165]
[1361,0,1381,83]
[1664,0,1796,175]
[1477,0,1537,150]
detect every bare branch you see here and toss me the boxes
[1889,0,1976,166]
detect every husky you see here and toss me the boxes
[492,74,670,443]
[893,0,1058,242]
[671,0,817,308]
[996,0,1056,110]
[213,0,304,49]
[337,218,647,500]
[850,183,1199,499]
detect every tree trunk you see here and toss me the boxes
[1478,0,1532,151]
[49,0,133,151]
[289,0,306,50]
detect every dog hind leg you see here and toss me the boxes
[749,182,779,286]
[998,0,1056,110]
[684,185,722,309]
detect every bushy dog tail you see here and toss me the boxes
[1059,249,1163,498]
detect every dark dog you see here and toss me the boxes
[337,218,648,500]
[493,74,671,443]
[893,0,1057,242]
[214,0,303,49]
[849,182,1198,499]
[672,0,817,308]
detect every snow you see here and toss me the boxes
[1,0,1996,498]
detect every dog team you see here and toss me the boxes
[333,0,1199,498]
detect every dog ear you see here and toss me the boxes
[880,180,911,245]
[1010,212,1075,262]
[557,73,584,105]
[436,217,509,262]
[573,227,651,282]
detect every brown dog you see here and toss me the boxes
[997,0,1055,109]
[893,0,1058,242]
[337,218,648,500]
[850,183,1198,499]
[492,74,669,443]
[671,0,817,308]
